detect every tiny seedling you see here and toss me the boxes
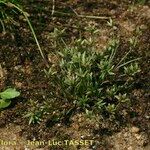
[107,18,117,30]
[107,18,113,27]
[24,111,42,125]
[0,88,20,109]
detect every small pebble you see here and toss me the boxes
[81,135,84,139]
[131,126,140,133]
[135,133,141,140]
[128,146,133,150]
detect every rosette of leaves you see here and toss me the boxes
[45,39,140,117]
[0,88,20,109]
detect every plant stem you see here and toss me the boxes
[116,58,141,69]
[0,1,49,67]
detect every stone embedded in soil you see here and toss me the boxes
[135,133,142,140]
[131,126,140,133]
[127,146,133,150]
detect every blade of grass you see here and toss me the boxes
[0,1,49,67]
[115,49,132,68]
[0,19,5,32]
[116,58,141,69]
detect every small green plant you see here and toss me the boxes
[24,111,42,125]
[129,36,138,48]
[107,18,114,27]
[0,88,20,109]
[107,18,117,30]
[124,63,141,76]
[24,99,46,125]
[45,38,141,119]
[115,93,130,103]
[105,104,116,115]
[50,28,66,48]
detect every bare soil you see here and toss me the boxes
[0,0,150,150]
